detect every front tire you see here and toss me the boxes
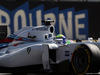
[71,44,100,75]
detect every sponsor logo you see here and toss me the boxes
[35,27,48,31]
[0,2,88,39]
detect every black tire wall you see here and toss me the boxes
[71,44,100,75]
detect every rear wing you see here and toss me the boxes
[0,26,7,40]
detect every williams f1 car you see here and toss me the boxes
[0,20,100,75]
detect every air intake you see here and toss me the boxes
[42,20,54,26]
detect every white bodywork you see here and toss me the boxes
[0,24,71,69]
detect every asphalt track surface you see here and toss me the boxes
[1,72,100,75]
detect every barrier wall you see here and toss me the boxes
[0,1,100,39]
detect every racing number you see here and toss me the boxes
[27,47,31,54]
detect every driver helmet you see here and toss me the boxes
[56,34,72,44]
[56,34,66,44]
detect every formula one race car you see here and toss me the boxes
[0,20,100,75]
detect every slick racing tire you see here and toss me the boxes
[71,44,100,75]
